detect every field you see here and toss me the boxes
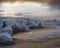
[1,25,60,48]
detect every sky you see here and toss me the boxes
[0,1,50,14]
[0,0,60,9]
[0,0,60,19]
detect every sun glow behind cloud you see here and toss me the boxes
[0,1,50,17]
[1,1,21,6]
[1,1,48,8]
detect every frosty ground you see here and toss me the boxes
[0,17,60,48]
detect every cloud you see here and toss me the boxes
[0,0,60,9]
[0,0,60,5]
[0,0,43,3]
[48,0,60,9]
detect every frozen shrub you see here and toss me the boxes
[20,23,30,32]
[27,20,44,29]
[0,32,13,45]
[0,20,4,28]
[4,19,16,26]
[3,26,13,36]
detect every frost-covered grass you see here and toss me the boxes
[0,17,45,45]
[0,17,60,45]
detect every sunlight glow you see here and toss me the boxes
[0,1,50,17]
[1,1,48,8]
[2,1,21,6]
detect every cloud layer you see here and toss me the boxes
[0,0,43,3]
[0,0,60,5]
[0,0,60,9]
